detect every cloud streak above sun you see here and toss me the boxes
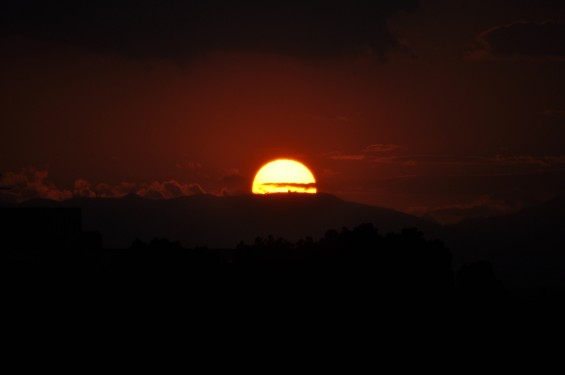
[261,183,318,189]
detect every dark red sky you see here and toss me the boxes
[2,0,565,223]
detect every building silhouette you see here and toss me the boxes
[0,207,100,252]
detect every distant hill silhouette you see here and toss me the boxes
[4,194,565,336]
[19,193,441,248]
[445,197,565,297]
[447,197,565,256]
[10,193,565,298]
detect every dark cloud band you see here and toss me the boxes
[261,183,317,188]
[1,1,418,61]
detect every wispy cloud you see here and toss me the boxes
[329,154,365,161]
[542,109,565,119]
[136,180,205,199]
[0,168,209,203]
[494,155,565,167]
[175,161,202,171]
[327,143,400,162]
[469,21,565,61]
[327,148,565,169]
[365,144,400,153]
[220,168,245,184]
[0,168,72,202]
[409,189,552,224]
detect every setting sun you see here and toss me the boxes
[252,159,317,194]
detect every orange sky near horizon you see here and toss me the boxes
[2,1,565,223]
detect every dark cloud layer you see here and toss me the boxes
[1,1,418,61]
[473,21,565,60]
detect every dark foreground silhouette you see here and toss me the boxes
[2,205,562,352]
[1,220,529,321]
[3,223,454,299]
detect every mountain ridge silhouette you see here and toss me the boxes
[447,196,565,256]
[18,193,441,248]
[9,192,565,296]
[443,196,565,295]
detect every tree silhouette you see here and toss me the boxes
[2,217,519,324]
[457,260,504,304]
[234,223,455,308]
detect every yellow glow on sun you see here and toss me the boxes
[252,159,317,194]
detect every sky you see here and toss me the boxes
[1,0,565,223]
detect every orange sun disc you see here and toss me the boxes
[252,159,317,194]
